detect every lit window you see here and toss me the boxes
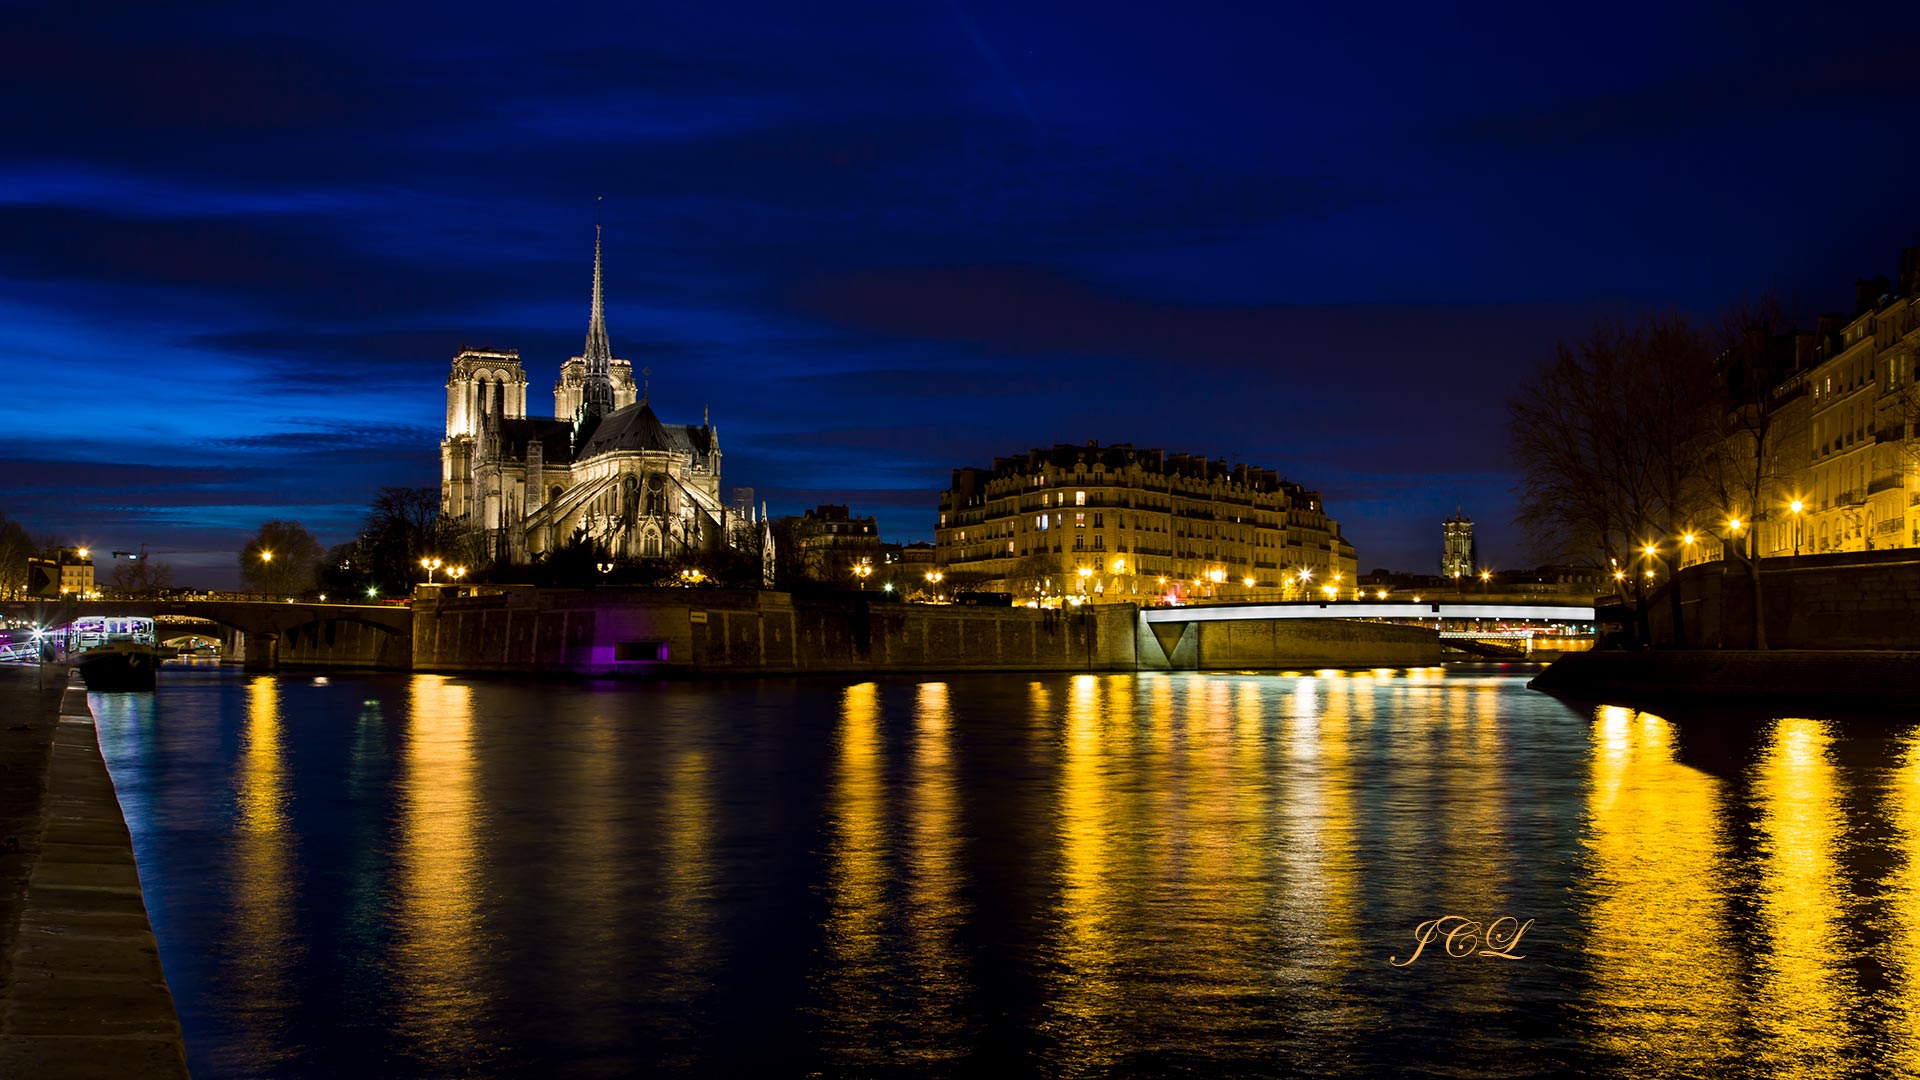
[1075,491,1086,506]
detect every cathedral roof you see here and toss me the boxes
[494,417,573,460]
[574,401,714,461]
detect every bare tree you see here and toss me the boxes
[240,521,324,597]
[0,511,32,600]
[1701,295,1795,649]
[106,556,175,599]
[363,487,440,592]
[1511,314,1718,646]
[941,569,996,597]
[1005,552,1057,600]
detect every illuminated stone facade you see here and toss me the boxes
[1441,511,1475,580]
[439,230,767,567]
[935,442,1357,604]
[1694,245,1920,565]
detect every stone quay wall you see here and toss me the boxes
[1646,550,1920,650]
[412,589,1140,676]
[0,670,189,1079]
[414,589,1452,676]
[1139,617,1445,670]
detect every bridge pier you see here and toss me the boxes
[242,632,280,672]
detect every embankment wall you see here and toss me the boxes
[412,590,1138,676]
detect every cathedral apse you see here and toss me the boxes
[438,229,768,570]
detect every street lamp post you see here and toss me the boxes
[1790,500,1804,557]
[258,549,272,599]
[420,557,442,585]
[853,560,872,590]
[925,570,944,602]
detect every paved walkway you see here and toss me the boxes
[0,664,190,1078]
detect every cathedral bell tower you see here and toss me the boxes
[571,225,617,450]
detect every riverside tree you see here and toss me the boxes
[1698,296,1796,649]
[0,510,32,600]
[1509,313,1718,646]
[240,520,324,597]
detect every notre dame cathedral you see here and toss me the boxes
[439,227,772,577]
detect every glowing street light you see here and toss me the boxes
[853,560,873,589]
[420,556,442,584]
[76,548,90,560]
[1790,499,1804,556]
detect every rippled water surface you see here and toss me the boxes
[88,666,1920,1078]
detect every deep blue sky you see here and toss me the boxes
[4,2,1918,586]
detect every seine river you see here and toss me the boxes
[88,665,1920,1078]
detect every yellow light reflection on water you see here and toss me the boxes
[1751,717,1859,1077]
[1274,673,1360,1014]
[230,676,298,1066]
[1052,673,1122,1069]
[1885,730,1920,1073]
[818,682,889,1064]
[1581,706,1740,1074]
[905,682,966,1058]
[395,675,491,1060]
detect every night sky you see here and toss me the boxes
[4,2,1918,587]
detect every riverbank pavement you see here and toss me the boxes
[0,663,190,1079]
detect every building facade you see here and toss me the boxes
[439,229,769,568]
[53,547,94,597]
[790,504,883,583]
[1681,244,1920,568]
[934,442,1357,605]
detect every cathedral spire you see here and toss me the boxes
[575,217,616,428]
[584,223,612,378]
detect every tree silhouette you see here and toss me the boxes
[239,521,324,597]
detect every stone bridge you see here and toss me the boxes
[3,599,413,671]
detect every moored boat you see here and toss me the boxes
[75,641,161,691]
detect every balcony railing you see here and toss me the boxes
[1837,488,1866,507]
[1868,475,1905,495]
